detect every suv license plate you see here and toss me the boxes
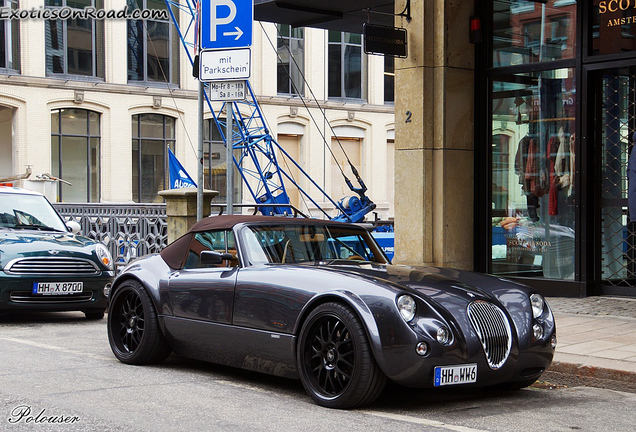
[33,282,83,295]
[434,364,477,387]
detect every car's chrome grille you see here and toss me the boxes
[467,301,512,370]
[5,258,100,276]
[9,291,94,303]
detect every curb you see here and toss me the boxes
[547,361,636,385]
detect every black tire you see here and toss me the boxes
[297,302,387,409]
[84,310,105,320]
[107,280,171,365]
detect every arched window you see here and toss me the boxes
[51,108,101,202]
[132,114,175,203]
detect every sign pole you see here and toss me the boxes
[226,103,234,215]
[197,81,204,221]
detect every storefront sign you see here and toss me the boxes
[598,0,636,27]
[363,24,407,58]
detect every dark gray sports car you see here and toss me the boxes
[107,215,556,408]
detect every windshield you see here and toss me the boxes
[241,224,389,265]
[0,192,68,231]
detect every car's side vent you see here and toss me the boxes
[467,301,512,370]
[5,258,100,276]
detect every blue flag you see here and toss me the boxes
[168,149,197,189]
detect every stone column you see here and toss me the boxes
[158,189,219,244]
[393,0,475,270]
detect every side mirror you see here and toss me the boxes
[201,250,234,265]
[66,221,81,234]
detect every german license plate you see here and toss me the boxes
[32,282,83,295]
[434,363,477,386]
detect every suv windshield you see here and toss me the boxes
[242,224,388,265]
[0,192,68,231]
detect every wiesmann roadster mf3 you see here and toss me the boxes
[107,215,556,409]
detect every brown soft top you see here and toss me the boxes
[160,215,358,269]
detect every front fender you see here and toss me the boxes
[110,254,169,319]
[296,289,410,380]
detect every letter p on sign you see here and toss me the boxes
[209,0,236,42]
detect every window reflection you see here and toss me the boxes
[491,69,575,280]
[493,0,576,67]
[277,24,304,96]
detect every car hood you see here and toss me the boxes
[0,229,98,268]
[310,261,531,313]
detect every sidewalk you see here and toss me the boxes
[545,296,636,384]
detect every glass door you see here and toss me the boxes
[597,66,636,295]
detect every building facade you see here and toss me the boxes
[392,0,636,298]
[0,0,396,220]
[475,0,636,298]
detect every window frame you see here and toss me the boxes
[127,0,179,87]
[0,0,20,73]
[276,24,305,97]
[328,31,367,102]
[44,0,104,80]
[51,108,101,203]
[131,113,176,203]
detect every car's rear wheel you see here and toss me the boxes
[107,280,171,365]
[297,302,386,409]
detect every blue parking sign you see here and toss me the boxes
[200,0,253,50]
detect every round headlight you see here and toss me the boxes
[96,243,113,270]
[416,342,429,356]
[436,326,452,345]
[533,323,544,340]
[396,295,416,322]
[530,293,545,319]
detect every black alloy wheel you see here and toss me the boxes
[297,302,386,409]
[107,280,171,365]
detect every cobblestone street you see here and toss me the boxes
[547,296,636,319]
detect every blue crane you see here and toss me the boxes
[164,0,379,224]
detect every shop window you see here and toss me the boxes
[51,108,101,202]
[0,0,19,72]
[132,114,175,203]
[277,24,304,96]
[127,0,179,86]
[328,31,366,100]
[490,69,576,280]
[493,0,576,67]
[45,0,105,78]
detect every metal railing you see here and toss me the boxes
[53,203,168,269]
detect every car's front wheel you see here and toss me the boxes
[107,280,171,365]
[297,302,387,409]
